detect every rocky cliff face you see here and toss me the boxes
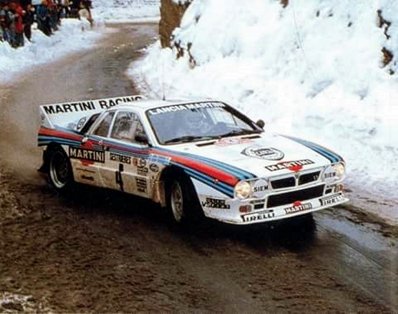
[159,0,191,48]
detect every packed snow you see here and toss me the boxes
[0,18,104,83]
[0,0,396,224]
[129,0,398,224]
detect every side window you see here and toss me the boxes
[92,111,115,137]
[110,111,146,144]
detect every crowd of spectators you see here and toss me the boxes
[0,0,92,48]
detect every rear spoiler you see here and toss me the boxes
[39,95,146,129]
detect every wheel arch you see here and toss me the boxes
[41,143,73,178]
[155,165,190,207]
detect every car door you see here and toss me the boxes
[71,110,116,187]
[99,110,152,198]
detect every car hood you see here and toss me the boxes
[165,133,333,178]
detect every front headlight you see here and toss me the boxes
[323,163,345,183]
[334,163,345,180]
[235,181,251,199]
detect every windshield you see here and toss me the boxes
[146,101,262,145]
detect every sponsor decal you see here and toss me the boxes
[43,101,96,114]
[265,159,314,172]
[201,198,230,209]
[215,137,253,146]
[252,179,268,198]
[320,194,344,206]
[110,153,131,164]
[136,178,147,193]
[148,102,225,115]
[97,96,143,109]
[133,158,148,176]
[289,164,302,172]
[241,210,275,222]
[323,167,337,183]
[137,167,148,176]
[133,158,147,167]
[69,147,105,163]
[42,95,143,114]
[284,201,312,214]
[242,146,284,160]
[149,163,159,172]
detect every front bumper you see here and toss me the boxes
[198,184,349,225]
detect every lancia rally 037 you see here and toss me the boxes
[38,95,349,225]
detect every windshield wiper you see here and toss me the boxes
[164,135,215,144]
[219,129,261,138]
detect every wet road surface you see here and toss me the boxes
[0,23,397,313]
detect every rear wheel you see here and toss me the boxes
[48,146,73,192]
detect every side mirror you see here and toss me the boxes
[256,119,265,129]
[135,133,149,145]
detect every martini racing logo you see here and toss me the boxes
[265,159,314,172]
[284,202,312,214]
[242,146,284,160]
[69,147,105,163]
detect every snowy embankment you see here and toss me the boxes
[93,0,160,23]
[0,19,104,84]
[129,0,398,224]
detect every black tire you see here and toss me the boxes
[47,146,74,192]
[166,175,202,224]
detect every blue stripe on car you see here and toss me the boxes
[283,135,342,163]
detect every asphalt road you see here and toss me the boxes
[0,23,397,313]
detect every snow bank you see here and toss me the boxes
[0,19,104,84]
[129,0,398,224]
[93,0,160,22]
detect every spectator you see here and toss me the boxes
[59,0,69,18]
[69,0,79,18]
[23,3,34,41]
[9,1,25,47]
[1,1,13,45]
[1,0,94,48]
[7,1,17,47]
[0,3,6,42]
[78,1,92,28]
[36,0,51,36]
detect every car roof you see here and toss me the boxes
[114,98,222,112]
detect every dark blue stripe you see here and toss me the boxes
[283,135,342,163]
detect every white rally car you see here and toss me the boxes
[38,95,348,225]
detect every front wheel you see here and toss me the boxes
[167,175,202,225]
[169,180,185,223]
[47,146,74,192]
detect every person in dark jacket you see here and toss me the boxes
[36,0,51,36]
[23,3,34,41]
